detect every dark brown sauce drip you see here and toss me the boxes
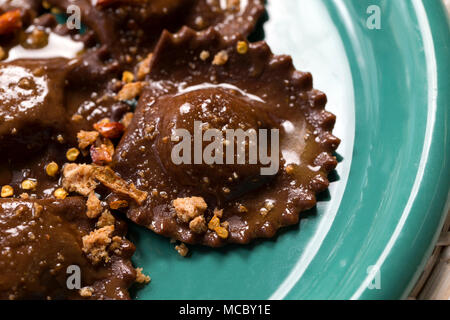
[113,28,340,247]
[0,197,136,300]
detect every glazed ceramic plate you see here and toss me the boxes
[129,0,450,300]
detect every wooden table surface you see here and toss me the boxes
[407,1,450,301]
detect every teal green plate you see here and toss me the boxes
[130,0,450,300]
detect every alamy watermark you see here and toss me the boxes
[171,121,280,176]
[66,5,81,30]
[66,265,81,290]
[63,4,382,31]
[366,5,381,30]
[367,265,381,290]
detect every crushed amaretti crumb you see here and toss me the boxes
[212,50,229,65]
[173,196,207,223]
[62,164,98,197]
[79,286,94,297]
[96,209,116,228]
[86,192,102,219]
[135,267,151,284]
[82,225,114,265]
[93,166,148,204]
[116,82,144,101]
[77,130,99,150]
[136,53,153,80]
[175,243,189,257]
[189,215,207,234]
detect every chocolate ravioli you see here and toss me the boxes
[0,7,140,299]
[112,27,340,247]
[0,197,136,300]
[45,0,264,66]
[0,3,132,134]
[0,9,132,198]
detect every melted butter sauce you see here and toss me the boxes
[5,26,84,62]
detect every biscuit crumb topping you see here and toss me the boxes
[79,286,94,297]
[86,192,102,219]
[189,215,207,234]
[77,131,99,150]
[62,164,98,197]
[173,197,207,223]
[93,166,148,204]
[137,53,153,80]
[62,164,148,204]
[175,243,189,257]
[116,82,144,101]
[200,50,210,61]
[135,267,151,284]
[109,199,128,210]
[82,225,114,265]
[96,209,116,228]
[109,236,124,254]
[212,50,229,66]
